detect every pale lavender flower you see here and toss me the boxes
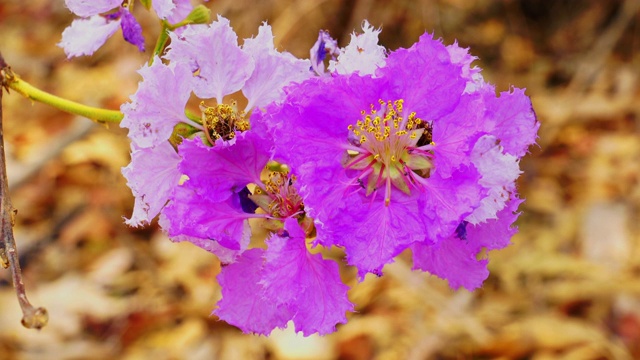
[59,1,145,57]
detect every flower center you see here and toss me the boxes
[250,171,304,219]
[200,100,249,143]
[343,99,435,206]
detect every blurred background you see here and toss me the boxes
[1,0,640,359]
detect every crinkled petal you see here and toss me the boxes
[120,58,193,148]
[329,20,386,76]
[412,197,522,290]
[242,23,312,110]
[466,135,520,224]
[411,234,489,291]
[431,93,485,178]
[120,8,145,52]
[64,0,121,17]
[467,197,522,251]
[482,88,539,157]
[122,142,182,227]
[334,192,425,279]
[379,33,466,120]
[417,166,485,242]
[58,15,120,58]
[446,42,485,94]
[162,186,252,250]
[178,131,272,203]
[165,16,255,101]
[261,219,353,335]
[214,249,291,335]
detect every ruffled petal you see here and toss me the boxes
[122,142,182,227]
[261,219,353,335]
[162,185,253,250]
[178,131,272,203]
[446,42,485,94]
[411,234,489,291]
[431,93,485,178]
[467,196,522,251]
[58,15,120,58]
[214,249,291,335]
[412,196,522,290]
[64,0,121,17]
[417,166,485,242]
[482,88,539,157]
[242,23,312,110]
[120,8,145,52]
[334,192,425,279]
[380,33,466,121]
[466,135,520,224]
[165,16,254,101]
[328,20,386,76]
[120,59,193,148]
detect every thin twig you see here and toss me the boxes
[0,52,48,330]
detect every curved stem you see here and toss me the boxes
[150,21,171,64]
[0,54,48,330]
[4,71,122,124]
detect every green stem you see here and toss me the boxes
[150,21,171,64]
[6,74,122,124]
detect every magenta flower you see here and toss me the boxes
[161,130,274,252]
[261,33,538,285]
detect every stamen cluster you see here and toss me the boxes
[345,99,434,205]
[251,171,304,219]
[200,100,249,142]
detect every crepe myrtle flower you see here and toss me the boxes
[158,114,354,335]
[58,0,194,58]
[262,31,538,288]
[120,16,311,230]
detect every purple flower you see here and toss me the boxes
[121,16,311,234]
[161,130,275,251]
[261,33,538,283]
[214,219,352,335]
